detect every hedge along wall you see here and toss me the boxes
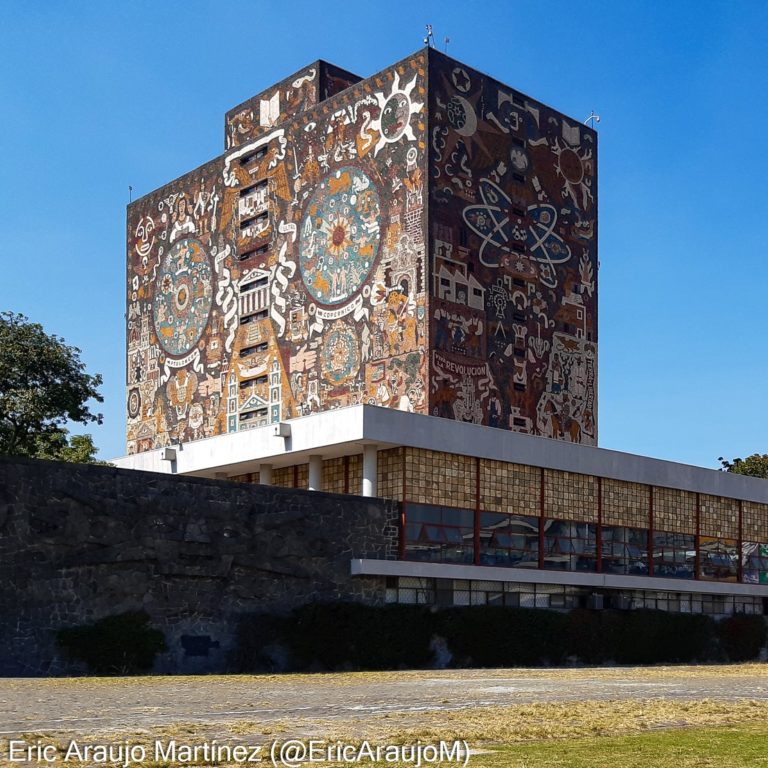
[0,457,398,675]
[235,604,768,672]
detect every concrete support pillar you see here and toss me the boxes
[362,444,378,497]
[259,463,273,485]
[308,454,323,492]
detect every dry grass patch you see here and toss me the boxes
[3,661,767,692]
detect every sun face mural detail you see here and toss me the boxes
[299,167,382,307]
[552,132,595,210]
[371,72,424,155]
[153,238,213,357]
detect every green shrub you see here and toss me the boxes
[232,603,755,672]
[57,611,166,675]
[435,607,568,667]
[566,609,605,663]
[233,612,293,672]
[600,610,714,664]
[290,603,435,670]
[717,615,767,661]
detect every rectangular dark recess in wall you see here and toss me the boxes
[241,276,269,291]
[238,244,270,261]
[239,147,268,167]
[240,212,269,230]
[240,342,269,357]
[239,179,269,197]
[239,310,269,325]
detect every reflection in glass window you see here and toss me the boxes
[601,526,649,575]
[542,519,598,572]
[742,542,768,584]
[652,531,695,579]
[699,537,738,581]
[404,503,474,564]
[479,513,539,567]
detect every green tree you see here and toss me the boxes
[32,431,107,464]
[0,312,104,462]
[718,454,768,479]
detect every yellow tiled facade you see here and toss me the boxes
[479,459,540,515]
[348,454,363,496]
[601,478,649,528]
[229,449,768,546]
[231,471,260,483]
[653,486,697,534]
[322,458,346,495]
[544,469,598,523]
[743,501,768,542]
[405,448,476,507]
[700,494,740,539]
[377,448,403,501]
[272,466,295,488]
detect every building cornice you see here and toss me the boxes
[113,405,768,504]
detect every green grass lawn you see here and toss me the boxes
[464,724,768,768]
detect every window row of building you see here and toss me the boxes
[403,503,768,584]
[385,576,766,615]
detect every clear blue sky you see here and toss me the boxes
[1,0,766,467]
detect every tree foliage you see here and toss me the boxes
[0,312,104,461]
[32,431,107,464]
[719,454,768,479]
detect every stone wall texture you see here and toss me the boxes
[0,457,398,676]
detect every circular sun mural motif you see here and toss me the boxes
[299,167,381,306]
[321,322,361,385]
[153,238,213,357]
[127,388,141,419]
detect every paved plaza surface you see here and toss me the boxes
[1,666,767,738]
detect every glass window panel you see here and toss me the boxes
[404,503,474,563]
[700,537,738,581]
[478,513,540,568]
[652,531,695,579]
[542,519,598,572]
[602,525,649,575]
[742,541,768,584]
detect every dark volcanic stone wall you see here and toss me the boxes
[0,457,398,675]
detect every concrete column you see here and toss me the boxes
[308,454,323,492]
[362,444,378,497]
[259,463,273,485]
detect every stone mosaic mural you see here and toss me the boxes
[428,51,598,444]
[127,53,427,453]
[127,49,597,453]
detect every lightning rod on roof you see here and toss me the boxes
[424,24,435,48]
[584,111,601,128]
[444,36,450,53]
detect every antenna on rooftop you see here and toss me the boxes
[444,36,450,53]
[424,24,435,48]
[128,185,133,203]
[584,111,601,128]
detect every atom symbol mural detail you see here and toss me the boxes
[463,178,572,287]
[299,167,381,306]
[152,238,213,357]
